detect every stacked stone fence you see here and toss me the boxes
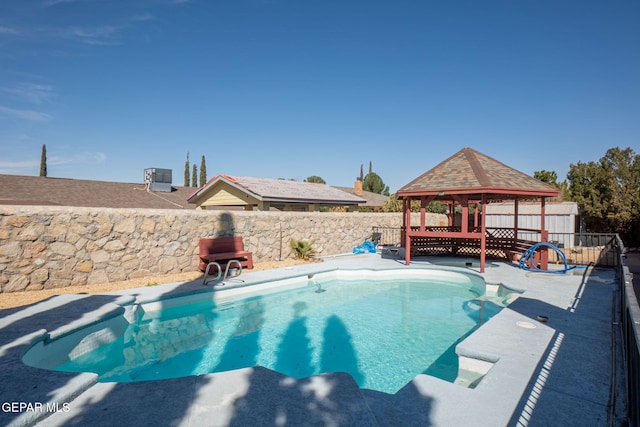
[0,206,446,293]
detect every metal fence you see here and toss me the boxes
[618,239,640,427]
[547,232,618,266]
[370,226,403,247]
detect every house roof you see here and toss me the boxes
[332,186,389,208]
[0,174,197,209]
[397,147,559,199]
[188,175,366,206]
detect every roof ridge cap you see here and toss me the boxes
[463,148,491,186]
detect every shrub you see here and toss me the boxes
[290,239,317,260]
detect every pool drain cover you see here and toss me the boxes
[516,321,536,329]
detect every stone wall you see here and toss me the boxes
[0,206,446,293]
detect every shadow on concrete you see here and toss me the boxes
[1,272,227,426]
[0,294,122,426]
[506,266,622,426]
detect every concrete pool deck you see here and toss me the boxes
[0,254,624,426]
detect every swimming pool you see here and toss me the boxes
[23,268,518,394]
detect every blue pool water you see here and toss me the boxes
[53,270,510,394]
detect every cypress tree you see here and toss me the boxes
[39,144,47,177]
[184,152,190,186]
[192,164,198,187]
[199,155,207,187]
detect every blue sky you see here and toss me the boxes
[1,0,638,193]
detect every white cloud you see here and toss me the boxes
[0,160,39,173]
[65,12,155,46]
[0,151,105,176]
[67,25,123,45]
[130,13,155,23]
[44,0,94,6]
[1,83,53,105]
[0,26,18,34]
[0,105,52,122]
[49,151,107,166]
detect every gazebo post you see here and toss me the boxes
[401,198,407,247]
[480,194,487,273]
[473,202,479,229]
[405,197,412,266]
[460,196,469,233]
[513,199,519,262]
[420,196,427,232]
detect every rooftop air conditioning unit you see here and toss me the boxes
[144,168,172,192]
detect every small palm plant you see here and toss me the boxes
[290,238,317,260]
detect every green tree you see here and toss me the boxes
[568,147,640,245]
[39,144,47,177]
[199,155,207,187]
[534,169,570,200]
[363,172,388,195]
[533,170,558,186]
[184,152,190,187]
[428,201,448,214]
[382,194,407,212]
[304,176,326,184]
[191,164,198,187]
[359,164,364,181]
[362,161,390,195]
[364,175,389,196]
[382,194,447,213]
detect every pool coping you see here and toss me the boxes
[0,254,619,426]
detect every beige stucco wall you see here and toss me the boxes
[0,205,446,293]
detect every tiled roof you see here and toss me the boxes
[397,147,559,198]
[189,175,366,205]
[0,174,197,209]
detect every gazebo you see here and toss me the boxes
[396,147,560,272]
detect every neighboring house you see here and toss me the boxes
[0,174,196,210]
[333,179,390,211]
[0,173,375,212]
[187,175,366,211]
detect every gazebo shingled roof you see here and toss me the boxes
[396,147,560,272]
[398,147,558,199]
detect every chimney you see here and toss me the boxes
[354,178,363,196]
